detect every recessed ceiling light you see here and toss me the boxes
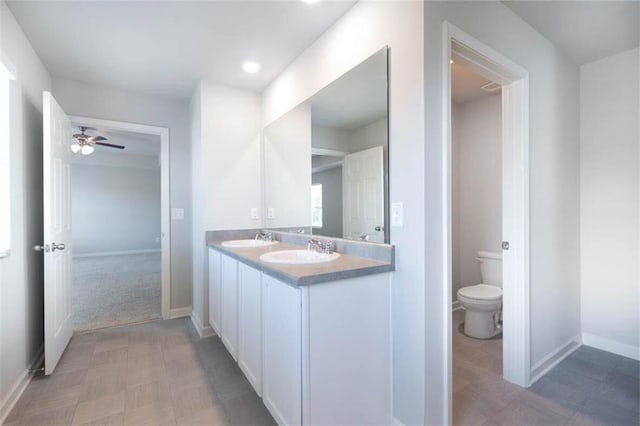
[450,59,454,64]
[301,0,320,4]
[242,61,261,74]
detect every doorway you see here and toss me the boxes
[69,116,171,329]
[443,22,531,421]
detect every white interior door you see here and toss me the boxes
[342,146,384,243]
[42,91,73,375]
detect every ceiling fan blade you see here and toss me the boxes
[72,133,86,139]
[95,142,125,149]
[88,135,107,142]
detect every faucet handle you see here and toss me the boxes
[318,240,334,254]
[256,230,273,241]
[324,240,335,253]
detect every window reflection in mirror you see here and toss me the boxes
[263,47,389,243]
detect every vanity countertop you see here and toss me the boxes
[207,240,394,286]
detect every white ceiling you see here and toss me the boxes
[504,1,639,65]
[451,61,500,105]
[311,48,387,130]
[6,0,356,100]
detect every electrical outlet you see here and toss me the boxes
[171,208,184,220]
[391,202,403,227]
[251,208,259,220]
[267,207,275,219]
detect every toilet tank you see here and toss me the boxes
[477,251,502,287]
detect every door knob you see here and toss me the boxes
[374,226,382,231]
[51,242,66,252]
[33,244,49,252]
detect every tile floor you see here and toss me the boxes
[5,311,638,425]
[5,319,276,426]
[453,309,639,425]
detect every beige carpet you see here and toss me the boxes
[72,252,161,331]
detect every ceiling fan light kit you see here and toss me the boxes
[80,144,94,155]
[71,126,125,155]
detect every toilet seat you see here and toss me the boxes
[458,284,502,301]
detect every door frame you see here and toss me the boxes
[68,115,172,319]
[442,20,531,415]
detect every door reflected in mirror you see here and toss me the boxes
[264,47,389,243]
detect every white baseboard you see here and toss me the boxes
[0,345,44,424]
[392,417,406,426]
[190,313,215,338]
[168,306,192,319]
[582,332,640,361]
[73,249,161,258]
[530,334,581,385]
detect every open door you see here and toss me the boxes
[342,146,384,243]
[39,91,73,375]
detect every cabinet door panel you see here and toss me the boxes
[208,249,222,335]
[221,255,238,360]
[238,263,262,395]
[262,275,302,426]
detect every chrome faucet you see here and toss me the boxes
[255,230,273,241]
[307,239,335,254]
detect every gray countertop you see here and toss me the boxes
[207,240,394,286]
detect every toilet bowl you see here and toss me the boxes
[457,251,502,339]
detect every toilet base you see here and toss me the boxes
[463,310,501,339]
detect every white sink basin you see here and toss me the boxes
[222,239,279,248]
[259,249,340,265]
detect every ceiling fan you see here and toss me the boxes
[71,126,125,155]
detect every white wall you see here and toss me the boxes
[190,81,262,334]
[262,2,425,423]
[189,84,204,330]
[580,47,639,360]
[452,95,502,294]
[0,1,50,418]
[50,78,192,310]
[349,117,387,153]
[72,164,161,255]
[264,102,312,228]
[424,3,580,421]
[312,118,387,154]
[311,125,349,151]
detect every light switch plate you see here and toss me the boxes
[251,208,259,220]
[267,208,275,219]
[171,208,185,220]
[391,202,403,227]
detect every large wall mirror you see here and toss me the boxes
[264,47,389,243]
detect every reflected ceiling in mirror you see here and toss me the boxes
[264,47,388,243]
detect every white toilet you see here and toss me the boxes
[457,251,502,339]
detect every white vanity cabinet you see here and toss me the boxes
[261,272,392,426]
[220,254,239,360]
[208,248,392,426]
[208,249,240,360]
[262,274,303,426]
[238,262,263,395]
